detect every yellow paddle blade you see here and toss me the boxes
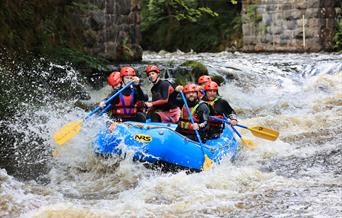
[203,154,214,170]
[249,126,279,141]
[241,138,256,150]
[53,119,83,145]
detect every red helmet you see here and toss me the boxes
[107,72,122,87]
[204,81,219,91]
[183,84,198,94]
[145,65,160,75]
[120,66,136,77]
[196,85,203,91]
[198,75,211,84]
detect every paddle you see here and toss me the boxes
[222,115,256,149]
[180,91,213,170]
[99,104,112,116]
[53,81,134,145]
[209,116,279,141]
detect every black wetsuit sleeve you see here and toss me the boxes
[196,103,210,128]
[215,99,236,117]
[134,85,148,102]
[151,81,172,106]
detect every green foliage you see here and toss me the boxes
[0,1,108,70]
[142,0,219,32]
[245,5,262,24]
[119,37,135,62]
[333,17,342,52]
[175,60,208,85]
[45,48,109,70]
[259,24,267,34]
[246,5,256,19]
[0,1,79,51]
[181,60,208,74]
[70,2,100,12]
[141,0,242,52]
[174,1,219,23]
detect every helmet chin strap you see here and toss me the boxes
[152,76,160,84]
[208,95,215,100]
[122,78,130,86]
[208,92,218,100]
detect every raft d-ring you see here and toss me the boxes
[158,130,164,135]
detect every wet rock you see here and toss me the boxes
[211,75,225,86]
[74,100,95,112]
[0,121,51,181]
[172,66,194,85]
[79,68,105,90]
[215,67,238,82]
[175,60,208,85]
[0,57,96,180]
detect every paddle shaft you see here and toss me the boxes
[231,125,242,138]
[209,116,247,129]
[99,104,112,116]
[222,114,242,138]
[84,81,134,120]
[180,93,213,170]
[209,115,278,141]
[180,92,204,147]
[52,81,134,145]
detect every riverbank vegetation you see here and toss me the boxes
[333,16,342,52]
[141,0,242,52]
[1,0,341,66]
[0,1,108,70]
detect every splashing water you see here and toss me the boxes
[0,52,341,217]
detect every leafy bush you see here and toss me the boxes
[141,0,242,52]
[333,17,342,52]
[0,1,108,69]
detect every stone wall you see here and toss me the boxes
[242,0,340,52]
[79,0,142,61]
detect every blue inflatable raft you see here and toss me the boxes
[94,122,240,171]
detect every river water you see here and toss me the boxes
[0,52,341,217]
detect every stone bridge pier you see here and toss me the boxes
[242,0,340,52]
[79,0,142,61]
